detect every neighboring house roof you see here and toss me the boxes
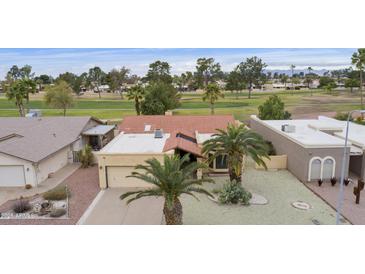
[251,115,365,153]
[0,117,101,162]
[82,125,115,136]
[119,115,235,134]
[107,115,235,157]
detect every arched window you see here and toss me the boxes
[309,158,322,181]
[322,157,335,179]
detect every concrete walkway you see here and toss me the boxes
[81,188,164,225]
[0,164,80,206]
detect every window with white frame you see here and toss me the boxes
[209,154,228,170]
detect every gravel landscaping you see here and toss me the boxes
[181,162,349,225]
[0,166,100,225]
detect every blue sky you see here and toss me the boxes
[0,48,356,78]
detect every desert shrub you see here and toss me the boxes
[50,208,67,218]
[12,198,31,213]
[43,186,68,201]
[218,181,252,205]
[334,112,353,121]
[79,145,93,168]
[25,184,32,190]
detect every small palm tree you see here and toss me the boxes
[127,85,145,115]
[120,154,213,225]
[202,83,224,114]
[202,124,269,183]
[352,48,365,109]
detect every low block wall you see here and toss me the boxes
[255,155,287,170]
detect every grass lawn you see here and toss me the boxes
[181,161,349,225]
[0,89,363,121]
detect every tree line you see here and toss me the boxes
[1,48,364,116]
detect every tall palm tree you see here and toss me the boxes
[280,74,289,88]
[126,85,145,115]
[290,64,296,91]
[202,83,224,114]
[120,154,213,225]
[202,124,269,183]
[352,48,365,109]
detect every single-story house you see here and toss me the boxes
[0,116,115,187]
[97,115,236,188]
[250,115,365,183]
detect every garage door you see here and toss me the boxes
[0,166,26,187]
[106,166,151,188]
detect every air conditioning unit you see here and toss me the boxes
[281,124,296,133]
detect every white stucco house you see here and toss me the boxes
[0,116,115,187]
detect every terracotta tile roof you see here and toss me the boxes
[119,115,235,134]
[119,115,235,157]
[163,135,202,157]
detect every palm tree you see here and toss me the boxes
[202,83,224,114]
[126,85,145,115]
[280,74,289,88]
[202,124,269,183]
[352,48,365,109]
[120,154,213,225]
[290,64,296,91]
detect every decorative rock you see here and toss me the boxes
[292,201,311,210]
[41,201,51,209]
[50,208,66,218]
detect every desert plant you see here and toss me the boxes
[43,186,68,201]
[25,184,32,190]
[202,124,269,183]
[79,145,93,168]
[218,180,252,205]
[344,178,350,186]
[331,177,337,186]
[12,198,31,213]
[120,154,213,225]
[335,112,354,121]
[318,179,323,186]
[266,141,276,156]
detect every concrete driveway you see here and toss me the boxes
[81,188,164,225]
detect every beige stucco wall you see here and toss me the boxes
[97,153,168,188]
[36,146,71,184]
[255,155,287,170]
[0,152,36,186]
[250,117,349,182]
